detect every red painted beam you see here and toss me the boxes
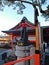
[29,40,36,43]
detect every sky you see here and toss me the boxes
[0,1,49,35]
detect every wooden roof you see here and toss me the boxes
[10,17,35,30]
[2,17,35,34]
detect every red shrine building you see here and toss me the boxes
[2,17,49,45]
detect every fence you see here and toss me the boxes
[3,54,40,65]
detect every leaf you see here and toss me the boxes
[17,10,23,14]
[41,0,46,4]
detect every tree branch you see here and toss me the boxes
[8,0,49,16]
[16,0,38,6]
[37,0,46,13]
[16,0,47,14]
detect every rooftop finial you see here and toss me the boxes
[21,17,28,23]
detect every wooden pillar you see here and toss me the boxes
[33,5,40,65]
[35,23,40,65]
[33,4,40,52]
[35,23,40,51]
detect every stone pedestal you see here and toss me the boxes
[14,45,33,65]
[14,45,35,65]
[30,46,35,65]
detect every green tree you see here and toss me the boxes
[0,0,49,21]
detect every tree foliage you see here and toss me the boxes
[0,0,49,20]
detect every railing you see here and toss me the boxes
[3,54,40,65]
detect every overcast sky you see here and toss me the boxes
[0,1,49,35]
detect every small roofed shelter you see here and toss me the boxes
[2,17,49,45]
[2,17,36,46]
